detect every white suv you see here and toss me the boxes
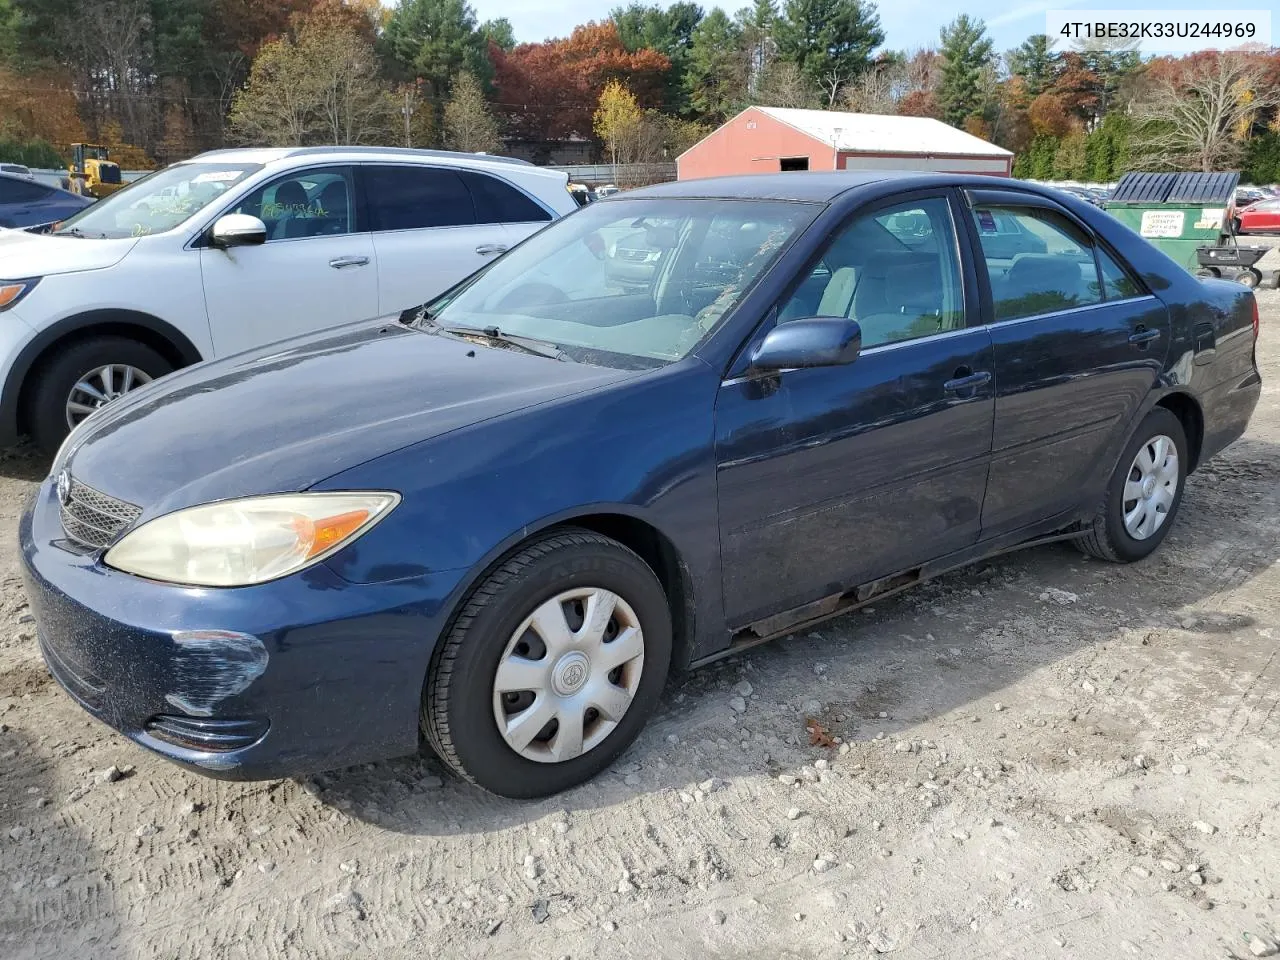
[0,147,577,451]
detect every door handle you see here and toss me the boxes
[1128,327,1160,346]
[475,243,508,256]
[944,370,992,393]
[329,255,369,269]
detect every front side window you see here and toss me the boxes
[54,162,262,238]
[779,197,965,349]
[429,198,816,368]
[228,167,355,241]
[971,205,1102,321]
[365,165,475,231]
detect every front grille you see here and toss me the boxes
[59,478,142,550]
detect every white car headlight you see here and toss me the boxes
[104,492,400,587]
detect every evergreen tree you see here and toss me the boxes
[937,15,993,127]
[684,8,744,121]
[1006,34,1057,96]
[383,0,489,106]
[775,0,883,105]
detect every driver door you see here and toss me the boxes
[714,192,996,627]
[199,165,377,356]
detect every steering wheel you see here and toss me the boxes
[496,282,569,309]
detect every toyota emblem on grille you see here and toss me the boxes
[56,470,71,506]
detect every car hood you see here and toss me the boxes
[0,229,138,278]
[64,321,633,515]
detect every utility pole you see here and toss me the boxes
[401,89,415,148]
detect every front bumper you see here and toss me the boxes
[20,480,461,780]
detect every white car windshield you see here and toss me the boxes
[428,198,817,369]
[54,162,263,239]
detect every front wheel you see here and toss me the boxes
[1238,267,1262,289]
[423,529,672,797]
[26,336,172,454]
[1076,408,1188,562]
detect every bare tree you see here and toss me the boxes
[755,61,816,109]
[1131,53,1280,172]
[842,62,900,113]
[443,71,502,154]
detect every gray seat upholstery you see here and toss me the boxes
[998,253,1084,317]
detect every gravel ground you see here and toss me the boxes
[2,243,1280,960]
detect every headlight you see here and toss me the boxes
[0,278,39,312]
[104,492,400,587]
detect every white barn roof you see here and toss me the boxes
[756,107,1013,159]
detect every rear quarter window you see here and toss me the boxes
[462,172,552,224]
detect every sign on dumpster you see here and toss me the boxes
[1140,210,1185,238]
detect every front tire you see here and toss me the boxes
[1077,408,1188,562]
[423,529,672,798]
[26,336,172,454]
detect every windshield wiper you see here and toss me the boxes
[447,324,569,361]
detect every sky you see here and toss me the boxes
[459,0,1267,54]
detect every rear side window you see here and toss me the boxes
[1096,246,1143,300]
[971,205,1102,321]
[461,172,552,224]
[0,178,50,203]
[365,165,475,231]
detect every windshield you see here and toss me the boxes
[54,162,263,238]
[430,198,816,368]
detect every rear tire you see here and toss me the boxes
[1238,268,1262,289]
[1077,408,1188,563]
[26,336,172,454]
[423,528,672,798]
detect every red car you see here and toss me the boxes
[1236,198,1280,234]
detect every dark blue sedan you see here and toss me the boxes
[20,173,1262,797]
[0,172,92,231]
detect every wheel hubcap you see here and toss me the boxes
[492,587,644,764]
[1122,434,1179,541]
[65,364,153,429]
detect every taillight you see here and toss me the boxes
[1253,296,1260,341]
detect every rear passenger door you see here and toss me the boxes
[459,170,554,247]
[964,189,1170,537]
[361,165,513,315]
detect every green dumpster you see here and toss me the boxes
[1104,171,1239,272]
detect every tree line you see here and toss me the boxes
[1,0,1278,183]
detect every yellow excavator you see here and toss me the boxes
[67,144,126,199]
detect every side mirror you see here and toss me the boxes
[750,317,862,371]
[210,213,267,248]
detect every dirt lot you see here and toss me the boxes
[2,250,1279,960]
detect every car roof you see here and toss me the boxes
[618,172,1059,204]
[186,146,552,176]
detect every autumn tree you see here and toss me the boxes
[443,70,502,153]
[1132,52,1280,172]
[230,14,394,146]
[594,79,644,170]
[775,0,883,106]
[937,15,993,127]
[491,22,669,143]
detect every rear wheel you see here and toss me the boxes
[1076,408,1188,562]
[423,529,672,797]
[1238,267,1262,289]
[26,336,172,453]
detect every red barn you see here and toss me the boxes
[677,106,1013,180]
